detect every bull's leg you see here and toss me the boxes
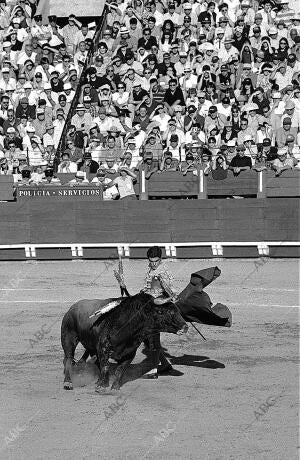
[158,349,173,373]
[61,331,78,390]
[143,333,161,378]
[95,340,110,392]
[111,351,136,390]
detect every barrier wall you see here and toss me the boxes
[0,199,299,259]
[1,170,299,202]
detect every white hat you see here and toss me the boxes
[183,2,192,8]
[120,26,129,34]
[272,91,282,99]
[49,35,63,47]
[277,147,288,155]
[24,82,33,89]
[26,125,36,133]
[268,26,278,35]
[75,171,85,178]
[1,67,10,72]
[64,82,72,90]
[7,127,16,133]
[2,42,11,48]
[244,103,259,111]
[100,83,111,91]
[12,17,20,23]
[200,42,214,51]
[227,140,236,147]
[88,22,96,29]
[44,82,52,90]
[243,134,253,142]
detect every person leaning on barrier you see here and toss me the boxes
[271,147,295,177]
[180,152,198,176]
[104,165,137,200]
[159,150,179,172]
[67,171,89,186]
[91,167,119,200]
[39,167,61,185]
[229,144,252,176]
[137,151,159,180]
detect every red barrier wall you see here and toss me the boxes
[0,199,298,245]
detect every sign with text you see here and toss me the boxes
[16,186,103,200]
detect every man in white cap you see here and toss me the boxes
[281,100,300,129]
[218,37,239,63]
[63,82,75,103]
[23,125,37,150]
[0,67,16,92]
[272,147,294,176]
[71,104,93,132]
[179,3,198,26]
[42,122,56,148]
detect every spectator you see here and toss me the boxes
[58,152,78,173]
[272,147,294,176]
[77,151,99,174]
[229,144,252,175]
[107,165,137,200]
[68,170,89,185]
[91,167,119,200]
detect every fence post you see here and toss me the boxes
[257,170,266,198]
[197,167,207,199]
[139,168,148,200]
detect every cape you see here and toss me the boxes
[176,267,232,327]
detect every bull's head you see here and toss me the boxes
[150,302,188,335]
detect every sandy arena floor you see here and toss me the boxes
[0,259,299,460]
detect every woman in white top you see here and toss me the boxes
[107,166,137,200]
[111,82,130,109]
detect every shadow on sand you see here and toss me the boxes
[71,352,225,388]
[164,353,226,369]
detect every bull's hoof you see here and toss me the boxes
[95,386,117,395]
[142,372,158,379]
[110,383,121,391]
[63,382,73,390]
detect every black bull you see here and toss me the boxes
[61,293,188,391]
[61,267,232,391]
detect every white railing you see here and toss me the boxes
[0,241,299,258]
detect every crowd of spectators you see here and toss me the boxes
[0,0,300,200]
